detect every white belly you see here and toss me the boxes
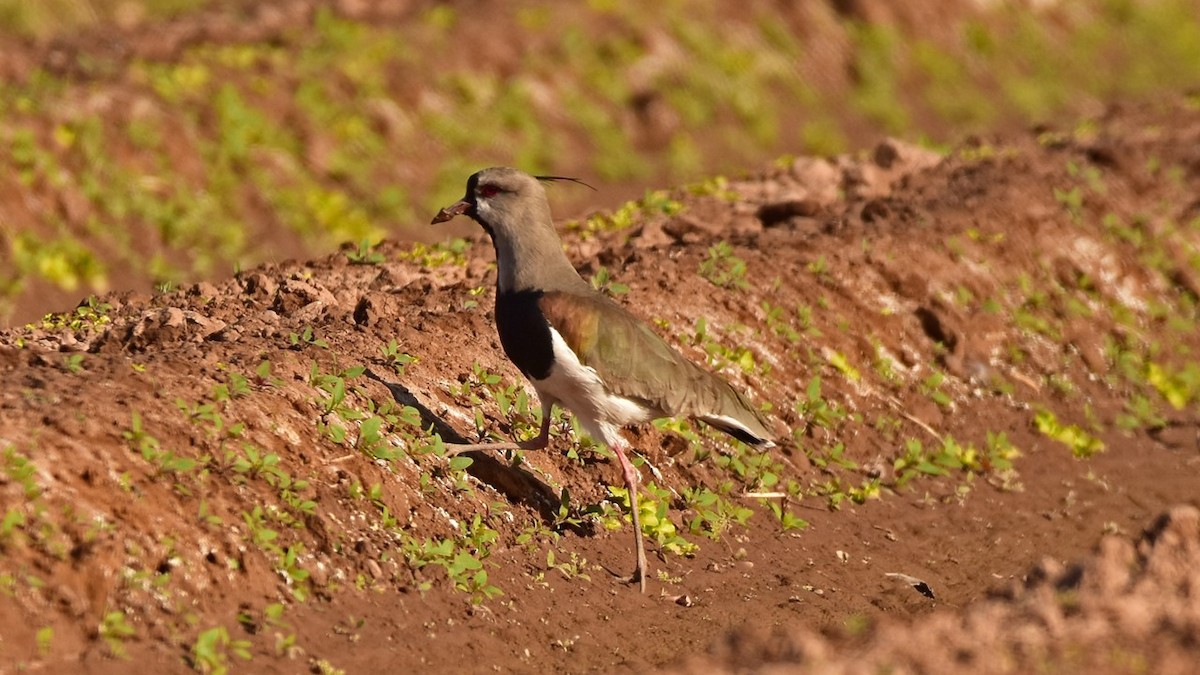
[531,328,656,446]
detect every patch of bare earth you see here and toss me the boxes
[1,99,1199,673]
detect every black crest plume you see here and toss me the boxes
[534,175,597,191]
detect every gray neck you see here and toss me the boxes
[493,231,589,294]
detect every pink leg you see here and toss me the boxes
[612,438,647,593]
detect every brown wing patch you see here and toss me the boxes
[538,292,600,363]
[538,290,770,440]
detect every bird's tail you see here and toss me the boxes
[697,380,775,447]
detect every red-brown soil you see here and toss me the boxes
[2,99,1200,673]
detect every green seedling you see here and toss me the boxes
[252,360,283,388]
[380,340,416,375]
[762,301,802,344]
[807,442,857,471]
[589,266,629,296]
[765,500,809,531]
[795,376,847,431]
[191,626,252,674]
[211,371,252,401]
[1034,409,1105,458]
[3,446,41,500]
[123,413,200,475]
[919,371,953,408]
[402,535,502,603]
[36,626,53,656]
[99,610,136,658]
[62,353,85,373]
[680,486,754,539]
[289,326,329,349]
[606,482,697,557]
[1146,361,1200,410]
[683,316,761,375]
[347,239,385,265]
[278,544,311,600]
[825,350,860,382]
[400,238,471,268]
[546,550,591,581]
[699,241,749,290]
[1116,394,1166,431]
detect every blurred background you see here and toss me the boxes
[0,0,1198,324]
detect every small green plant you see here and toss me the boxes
[589,266,629,296]
[312,659,346,675]
[806,256,830,280]
[606,483,698,557]
[546,550,591,581]
[0,507,27,546]
[919,371,953,408]
[289,326,329,349]
[680,486,754,539]
[690,317,761,374]
[310,363,367,419]
[99,610,136,658]
[191,626,252,674]
[1034,409,1105,458]
[766,500,809,531]
[825,350,860,382]
[762,301,804,344]
[123,412,200,475]
[1146,361,1200,410]
[403,536,502,603]
[698,241,748,290]
[241,506,279,549]
[871,342,902,385]
[1116,394,1167,430]
[346,238,385,265]
[3,446,41,500]
[807,442,857,471]
[847,479,882,504]
[795,376,847,431]
[570,190,683,235]
[211,371,252,402]
[35,626,53,656]
[32,295,111,332]
[380,340,416,376]
[277,544,311,600]
[400,238,471,268]
[62,353,85,373]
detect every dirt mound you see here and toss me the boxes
[1,98,1200,673]
[676,505,1200,674]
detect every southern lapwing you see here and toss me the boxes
[432,167,775,592]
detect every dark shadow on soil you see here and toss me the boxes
[366,368,569,527]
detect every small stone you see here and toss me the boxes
[367,559,383,579]
[243,272,277,298]
[190,282,218,299]
[292,300,328,324]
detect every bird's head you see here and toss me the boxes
[431,167,592,240]
[432,167,595,293]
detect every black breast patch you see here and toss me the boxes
[495,290,554,380]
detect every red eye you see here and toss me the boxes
[478,184,499,198]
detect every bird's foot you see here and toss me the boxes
[630,566,646,593]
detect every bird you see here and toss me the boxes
[432,167,775,592]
